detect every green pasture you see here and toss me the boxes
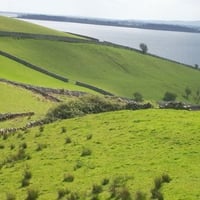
[0,82,56,128]
[0,37,200,101]
[0,16,82,38]
[0,109,199,199]
[0,55,97,94]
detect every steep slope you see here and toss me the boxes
[0,37,200,101]
[0,55,97,93]
[0,110,199,199]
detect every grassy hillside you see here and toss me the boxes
[0,16,83,38]
[0,109,199,199]
[0,37,200,101]
[0,55,97,94]
[0,82,55,128]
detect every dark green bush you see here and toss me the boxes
[133,92,143,102]
[163,91,177,101]
[45,95,124,121]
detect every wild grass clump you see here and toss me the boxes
[67,192,80,200]
[0,144,5,149]
[135,191,146,200]
[21,169,32,187]
[92,184,102,194]
[10,144,15,150]
[39,126,44,132]
[101,178,109,186]
[36,143,47,151]
[74,160,83,170]
[57,188,70,199]
[25,188,39,200]
[109,176,133,199]
[63,174,74,182]
[61,127,67,133]
[19,142,27,149]
[81,148,92,157]
[150,174,171,200]
[6,193,16,200]
[86,134,93,140]
[65,137,72,144]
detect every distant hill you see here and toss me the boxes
[17,13,200,33]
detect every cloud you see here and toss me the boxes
[1,0,200,20]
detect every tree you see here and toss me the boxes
[133,92,143,102]
[139,43,148,54]
[163,92,177,101]
[183,87,192,100]
[194,89,200,104]
[194,64,199,69]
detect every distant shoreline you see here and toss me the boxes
[16,14,200,34]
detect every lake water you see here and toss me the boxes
[21,19,200,66]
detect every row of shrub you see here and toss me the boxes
[45,95,152,121]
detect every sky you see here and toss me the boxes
[1,0,200,21]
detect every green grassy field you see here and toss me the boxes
[0,16,83,38]
[0,55,97,94]
[0,37,200,101]
[0,16,200,200]
[0,109,199,200]
[0,82,56,127]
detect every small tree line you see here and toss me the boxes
[133,87,200,104]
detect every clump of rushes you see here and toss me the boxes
[92,184,103,194]
[81,148,92,157]
[61,127,67,133]
[65,137,72,144]
[63,173,74,182]
[6,193,16,200]
[25,188,39,200]
[57,188,70,199]
[21,169,32,187]
[86,134,93,140]
[101,178,109,186]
